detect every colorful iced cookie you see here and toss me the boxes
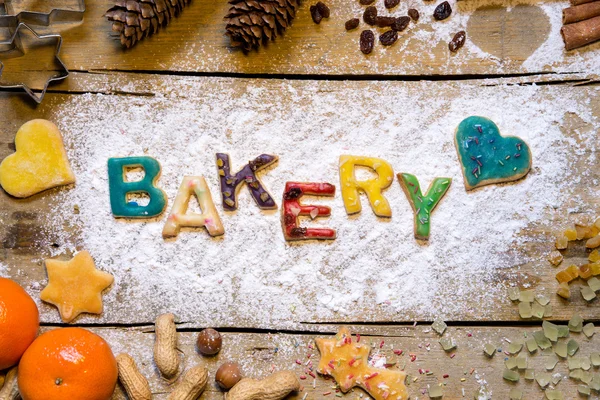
[315,327,408,400]
[0,119,75,198]
[40,251,114,323]
[282,182,336,241]
[454,116,532,190]
[397,173,451,240]
[107,156,167,218]
[216,153,278,211]
[339,155,394,217]
[163,176,224,239]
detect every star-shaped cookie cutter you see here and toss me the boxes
[0,0,85,27]
[0,23,69,103]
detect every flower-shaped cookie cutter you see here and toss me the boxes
[0,23,68,103]
[0,0,85,27]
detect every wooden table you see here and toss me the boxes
[1,0,599,399]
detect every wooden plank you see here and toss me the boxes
[0,74,598,328]
[25,325,597,399]
[3,0,599,78]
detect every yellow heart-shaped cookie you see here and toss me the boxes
[0,119,75,198]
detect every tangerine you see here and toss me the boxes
[18,327,118,400]
[0,277,39,370]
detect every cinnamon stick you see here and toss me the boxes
[571,0,595,6]
[564,1,600,24]
[561,15,600,50]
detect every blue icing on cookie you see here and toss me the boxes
[107,156,167,218]
[455,116,532,190]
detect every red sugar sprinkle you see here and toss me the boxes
[379,340,385,349]
[450,353,456,358]
[308,371,316,378]
[410,354,417,362]
[323,391,331,396]
[356,334,361,342]
[366,372,379,380]
[295,359,302,365]
[467,333,472,337]
[393,349,403,356]
[474,137,479,144]
[443,374,449,378]
[300,375,307,380]
[349,358,357,366]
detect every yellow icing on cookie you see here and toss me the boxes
[0,119,75,198]
[163,176,224,239]
[316,327,408,400]
[339,155,394,217]
[40,251,114,323]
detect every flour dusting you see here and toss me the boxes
[20,77,597,328]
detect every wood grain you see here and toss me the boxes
[2,0,598,78]
[51,325,595,400]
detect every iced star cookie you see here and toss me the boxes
[40,251,114,323]
[315,327,408,400]
[454,116,532,190]
[0,119,75,198]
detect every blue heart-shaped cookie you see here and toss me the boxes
[455,116,532,190]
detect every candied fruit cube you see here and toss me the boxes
[556,265,579,283]
[556,236,569,249]
[575,224,593,240]
[565,228,578,241]
[589,250,600,262]
[557,282,570,299]
[548,250,563,266]
[579,264,593,280]
[586,235,600,249]
[590,263,600,276]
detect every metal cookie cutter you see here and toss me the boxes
[0,23,68,103]
[0,0,85,27]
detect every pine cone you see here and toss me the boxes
[105,0,190,48]
[225,0,301,51]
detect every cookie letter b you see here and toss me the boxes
[107,156,167,218]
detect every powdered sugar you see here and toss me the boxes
[26,76,597,328]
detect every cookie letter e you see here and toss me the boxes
[454,116,532,190]
[0,119,75,198]
[107,156,167,218]
[282,182,336,241]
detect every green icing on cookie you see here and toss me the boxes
[107,156,167,218]
[398,173,451,240]
[455,116,532,190]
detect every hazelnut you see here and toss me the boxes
[196,328,222,355]
[215,362,243,390]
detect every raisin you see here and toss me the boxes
[449,30,466,52]
[391,16,410,32]
[384,0,400,8]
[345,18,360,30]
[284,187,303,200]
[316,1,330,18]
[359,0,375,4]
[360,30,375,54]
[310,5,323,24]
[408,8,420,22]
[376,16,396,27]
[363,6,377,25]
[433,1,452,20]
[379,30,398,46]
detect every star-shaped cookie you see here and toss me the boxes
[316,327,408,400]
[40,251,113,323]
